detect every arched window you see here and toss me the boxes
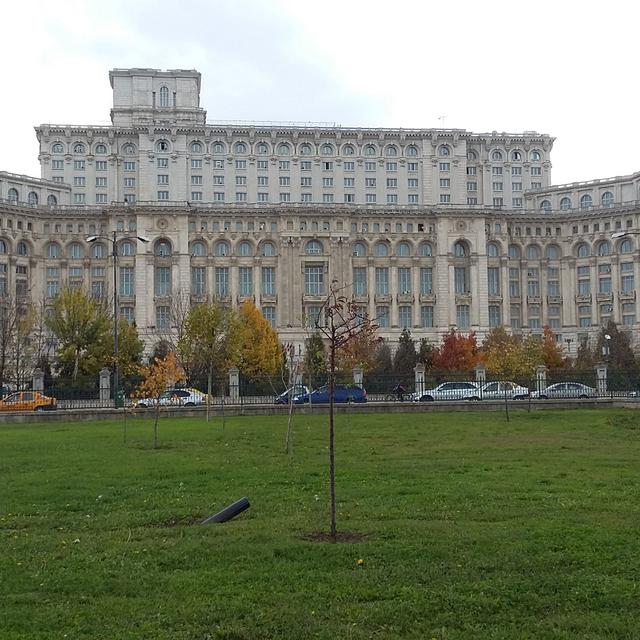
[95,144,107,155]
[239,241,253,256]
[190,141,203,154]
[277,143,291,156]
[342,144,355,156]
[508,244,521,259]
[120,240,134,256]
[46,243,60,258]
[397,241,411,257]
[299,143,313,156]
[215,241,229,256]
[406,145,418,157]
[212,142,225,154]
[191,241,206,257]
[51,142,64,154]
[156,140,169,153]
[576,243,590,258]
[256,142,269,155]
[305,240,323,255]
[7,188,18,202]
[159,86,170,107]
[419,242,433,257]
[511,150,522,161]
[580,194,593,209]
[374,242,389,257]
[234,141,247,154]
[526,245,541,260]
[385,145,398,157]
[487,242,499,257]
[491,150,503,161]
[467,150,477,161]
[91,243,106,259]
[122,143,136,155]
[261,241,276,256]
[364,144,377,156]
[27,192,38,205]
[155,240,172,257]
[560,197,572,211]
[545,245,561,260]
[353,242,366,257]
[73,143,85,154]
[47,195,57,206]
[68,242,83,259]
[321,144,334,156]
[16,242,28,256]
[601,192,614,208]
[619,238,633,254]
[439,145,450,157]
[453,241,467,257]
[0,239,6,254]
[540,200,552,213]
[530,150,541,161]
[597,241,611,256]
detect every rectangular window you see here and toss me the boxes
[547,267,560,296]
[353,267,366,295]
[262,306,276,328]
[512,182,522,191]
[120,267,134,296]
[157,174,169,185]
[386,178,398,188]
[466,166,476,175]
[467,182,477,191]
[157,191,169,200]
[365,161,376,171]
[492,167,502,175]
[408,194,419,204]
[365,178,376,188]
[124,177,135,188]
[492,182,503,191]
[440,194,451,203]
[439,178,450,188]
[344,177,355,187]
[52,160,64,170]
[322,193,333,203]
[73,160,85,170]
[386,193,398,204]
[304,266,324,295]
[95,194,108,204]
[235,160,247,170]
[365,194,377,204]
[157,158,168,168]
[509,268,520,297]
[301,193,312,202]
[439,162,450,172]
[528,305,541,328]
[511,167,522,176]
[301,161,312,171]
[322,161,333,171]
[622,302,636,325]
[156,306,170,329]
[398,267,412,294]
[399,306,412,329]
[407,178,418,189]
[190,191,202,201]
[235,176,247,186]
[215,267,229,297]
[454,267,469,294]
[96,160,108,171]
[510,304,521,329]
[489,305,501,327]
[487,267,500,295]
[456,305,470,329]
[375,267,389,295]
[191,159,202,169]
[74,193,86,204]
[344,161,355,172]
[420,305,434,328]
[155,266,171,297]
[191,266,206,295]
[235,192,247,202]
[376,306,389,328]
[261,267,275,295]
[258,192,269,202]
[120,306,135,324]
[527,268,539,297]
[577,266,591,295]
[239,267,253,296]
[621,262,635,292]
[73,176,85,187]
[279,176,290,187]
[280,192,291,202]
[419,267,432,294]
[191,175,203,185]
[531,166,542,176]
[578,305,592,327]
[279,160,290,171]
[96,177,107,187]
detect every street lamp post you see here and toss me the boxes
[86,232,148,406]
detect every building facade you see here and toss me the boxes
[0,68,638,356]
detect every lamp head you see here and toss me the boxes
[611,231,627,239]
[136,235,150,243]
[85,235,98,242]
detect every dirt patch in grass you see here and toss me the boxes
[153,514,206,527]
[299,530,368,543]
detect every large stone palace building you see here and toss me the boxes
[0,68,638,355]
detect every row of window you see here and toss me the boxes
[540,192,615,212]
[5,189,58,206]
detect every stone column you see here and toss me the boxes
[32,368,44,393]
[229,367,239,402]
[352,366,364,389]
[595,363,608,396]
[414,362,425,398]
[536,365,547,395]
[99,367,111,404]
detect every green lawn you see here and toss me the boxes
[1,409,640,639]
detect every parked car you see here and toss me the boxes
[414,381,480,402]
[531,382,597,399]
[0,391,57,412]
[274,385,310,404]
[293,385,367,404]
[480,381,529,400]
[135,387,207,408]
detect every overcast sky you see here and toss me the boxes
[1,0,638,186]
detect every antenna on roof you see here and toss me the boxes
[438,115,447,128]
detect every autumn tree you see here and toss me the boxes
[371,340,393,376]
[481,326,527,377]
[178,302,240,421]
[99,318,145,382]
[334,323,381,375]
[539,326,565,371]
[303,331,327,389]
[46,287,111,381]
[392,329,417,380]
[237,301,282,383]
[136,352,185,449]
[417,338,437,371]
[434,329,480,372]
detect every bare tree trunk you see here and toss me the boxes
[206,365,212,423]
[153,405,159,449]
[329,332,337,541]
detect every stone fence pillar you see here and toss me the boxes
[414,363,425,398]
[475,363,486,386]
[229,367,239,401]
[32,368,44,393]
[595,363,608,396]
[99,368,111,404]
[536,365,547,395]
[352,366,364,389]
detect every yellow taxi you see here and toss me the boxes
[0,391,57,412]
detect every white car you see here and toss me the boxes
[530,382,597,400]
[135,387,207,408]
[414,381,480,401]
[480,381,529,400]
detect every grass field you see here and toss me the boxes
[1,408,640,639]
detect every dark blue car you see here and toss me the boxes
[293,384,367,404]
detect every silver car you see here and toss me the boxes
[531,382,597,399]
[480,381,529,400]
[414,381,480,401]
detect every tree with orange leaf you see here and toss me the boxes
[433,328,480,372]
